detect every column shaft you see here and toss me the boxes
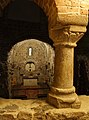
[47,44,81,108]
[47,25,87,108]
[53,45,74,89]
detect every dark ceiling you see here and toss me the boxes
[4,0,43,22]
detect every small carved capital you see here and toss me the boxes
[49,25,86,47]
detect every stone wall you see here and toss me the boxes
[34,0,89,29]
[0,4,50,98]
[7,39,54,98]
[55,0,88,26]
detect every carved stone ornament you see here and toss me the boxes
[49,25,86,47]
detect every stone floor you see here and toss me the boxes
[0,95,89,120]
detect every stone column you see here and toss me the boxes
[47,25,86,108]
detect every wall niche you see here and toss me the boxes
[7,39,55,99]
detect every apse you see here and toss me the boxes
[7,39,55,99]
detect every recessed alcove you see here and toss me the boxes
[7,39,55,99]
[0,0,54,98]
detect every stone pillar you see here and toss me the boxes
[53,44,74,89]
[47,25,86,108]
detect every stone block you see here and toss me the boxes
[80,1,89,8]
[57,6,79,14]
[55,0,71,6]
[47,92,81,109]
[57,14,88,26]
[80,8,88,15]
[71,0,80,7]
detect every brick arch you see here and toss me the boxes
[0,0,89,38]
[1,0,89,27]
[34,0,58,29]
[0,0,58,29]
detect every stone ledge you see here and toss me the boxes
[0,95,89,120]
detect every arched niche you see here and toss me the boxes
[0,0,53,99]
[7,39,55,99]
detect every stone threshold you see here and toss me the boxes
[0,95,89,120]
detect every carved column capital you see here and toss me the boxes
[49,25,86,47]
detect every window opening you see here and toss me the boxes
[29,47,32,56]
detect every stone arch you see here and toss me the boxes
[0,0,88,39]
[0,0,58,29]
[7,39,55,98]
[2,0,89,44]
[34,0,58,29]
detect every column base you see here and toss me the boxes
[47,87,81,109]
